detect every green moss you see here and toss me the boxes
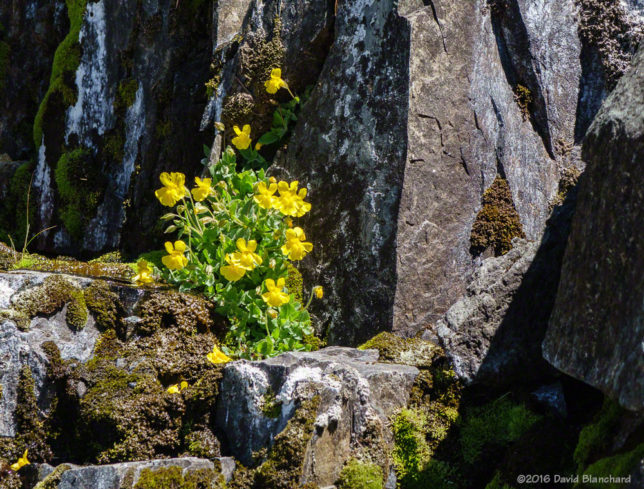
[84,280,126,333]
[34,0,88,148]
[337,458,383,489]
[260,390,282,419]
[115,78,138,110]
[514,84,533,120]
[573,398,624,469]
[470,176,525,256]
[0,160,35,246]
[12,253,134,280]
[392,408,432,487]
[252,396,321,489]
[54,147,104,240]
[103,131,125,163]
[459,396,541,465]
[133,466,222,489]
[13,365,53,462]
[358,332,441,368]
[575,443,644,489]
[285,263,303,305]
[34,464,72,489]
[1,275,89,330]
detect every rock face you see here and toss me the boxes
[215,347,419,486]
[543,47,644,412]
[0,0,67,160]
[282,0,643,343]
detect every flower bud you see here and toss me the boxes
[269,258,276,269]
[268,309,278,319]
[214,121,225,131]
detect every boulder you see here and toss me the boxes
[215,346,419,486]
[543,48,644,411]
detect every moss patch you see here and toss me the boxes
[337,458,383,489]
[54,147,105,241]
[34,464,72,489]
[459,396,541,465]
[514,84,533,120]
[576,443,644,489]
[573,398,625,469]
[470,176,525,256]
[33,0,88,148]
[133,466,224,489]
[358,332,441,368]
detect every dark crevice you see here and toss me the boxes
[488,1,555,159]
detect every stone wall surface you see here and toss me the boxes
[543,47,644,412]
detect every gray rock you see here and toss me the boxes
[543,48,644,411]
[0,270,145,437]
[52,457,233,489]
[280,0,410,345]
[435,239,540,384]
[531,383,567,418]
[215,346,418,486]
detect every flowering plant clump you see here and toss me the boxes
[138,68,322,359]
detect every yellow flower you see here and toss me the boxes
[314,286,324,299]
[281,227,313,261]
[167,381,188,394]
[133,259,154,285]
[285,217,293,228]
[232,124,252,150]
[162,240,189,270]
[255,142,263,151]
[265,68,289,94]
[275,181,311,217]
[254,181,278,209]
[191,176,212,202]
[261,278,290,307]
[220,253,246,281]
[207,344,231,364]
[233,238,263,270]
[10,449,29,472]
[155,172,187,207]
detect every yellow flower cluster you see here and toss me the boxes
[155,173,214,207]
[220,238,263,282]
[254,179,311,218]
